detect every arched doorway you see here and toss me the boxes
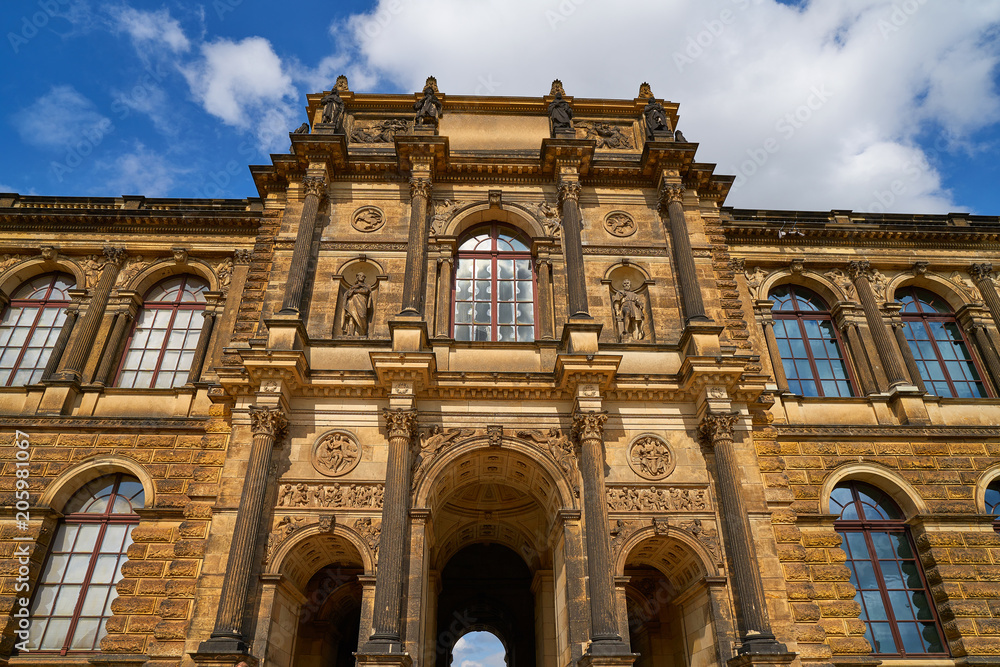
[293,566,362,667]
[437,544,531,667]
[454,630,508,667]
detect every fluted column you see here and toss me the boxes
[844,322,880,395]
[400,178,432,315]
[658,184,708,322]
[434,255,453,337]
[970,263,1000,325]
[967,323,1000,392]
[559,177,589,317]
[754,303,789,393]
[700,414,787,655]
[55,246,126,382]
[891,322,927,393]
[92,297,139,386]
[847,260,907,387]
[573,411,625,648]
[279,176,326,315]
[364,408,417,651]
[536,256,555,340]
[200,406,287,654]
[186,310,217,384]
[41,302,80,381]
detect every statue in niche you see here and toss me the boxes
[548,91,574,135]
[612,279,645,342]
[414,85,442,126]
[643,97,670,138]
[342,272,373,337]
[320,87,345,130]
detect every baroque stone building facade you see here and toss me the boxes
[1,78,999,667]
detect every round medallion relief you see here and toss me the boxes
[627,434,674,480]
[352,206,385,233]
[312,430,361,477]
[604,211,636,237]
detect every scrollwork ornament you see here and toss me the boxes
[572,411,608,443]
[302,176,327,199]
[409,177,432,200]
[382,408,417,441]
[628,435,675,480]
[557,181,581,203]
[249,406,288,440]
[352,206,385,233]
[698,413,739,448]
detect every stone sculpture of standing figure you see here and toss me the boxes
[643,97,669,137]
[414,85,442,125]
[613,279,645,342]
[321,88,345,129]
[342,272,372,337]
[548,92,574,135]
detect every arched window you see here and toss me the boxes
[0,273,74,386]
[897,286,988,398]
[453,224,535,342]
[985,478,1000,532]
[116,275,208,388]
[28,474,144,653]
[831,481,946,657]
[769,285,854,397]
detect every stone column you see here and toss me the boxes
[844,322,880,395]
[357,574,378,648]
[699,414,787,656]
[970,263,1000,325]
[967,323,1000,392]
[279,176,326,315]
[536,256,555,340]
[400,177,432,315]
[54,246,126,382]
[362,408,417,653]
[558,175,590,317]
[186,310,217,384]
[891,322,927,393]
[41,294,82,381]
[754,302,789,393]
[92,296,139,386]
[658,183,709,323]
[847,260,908,387]
[573,411,626,651]
[198,406,287,655]
[434,254,453,337]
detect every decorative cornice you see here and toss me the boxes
[698,413,739,447]
[383,408,418,440]
[249,406,288,440]
[776,425,1000,438]
[571,410,607,442]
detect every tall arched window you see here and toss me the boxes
[28,474,143,653]
[453,224,535,342]
[897,286,988,398]
[830,481,946,657]
[0,273,74,386]
[985,478,1000,532]
[116,275,208,388]
[769,285,854,397]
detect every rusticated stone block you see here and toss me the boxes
[899,456,936,469]
[154,479,185,494]
[792,485,819,499]
[818,618,847,636]
[147,543,175,559]
[962,581,1000,597]
[154,493,189,508]
[804,548,830,564]
[115,578,137,595]
[787,456,823,469]
[976,564,1000,580]
[127,614,160,633]
[795,624,827,643]
[837,442,874,455]
[977,619,1000,635]
[874,442,910,455]
[104,615,128,634]
[97,434,137,448]
[120,561,165,578]
[923,470,962,484]
[131,526,174,543]
[165,580,196,597]
[801,442,838,455]
[947,485,974,499]
[773,525,802,543]
[939,599,991,619]
[167,559,199,577]
[783,563,811,580]
[192,450,225,465]
[126,543,147,560]
[178,521,208,539]
[183,503,213,519]
[137,435,176,448]
[951,548,991,564]
[810,564,851,581]
[797,642,832,660]
[938,457,973,469]
[818,600,862,618]
[916,531,965,548]
[191,466,219,482]
[759,457,786,472]
[137,579,168,596]
[156,599,191,619]
[777,544,806,562]
[151,450,191,463]
[829,637,873,654]
[791,602,821,622]
[153,620,188,640]
[913,442,950,455]
[784,470,808,485]
[785,582,816,600]
[111,595,156,615]
[801,532,842,548]
[100,634,147,653]
[811,583,840,600]
[58,434,97,447]
[172,540,206,557]
[966,532,1000,547]
[955,637,1000,654]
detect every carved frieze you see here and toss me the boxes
[312,430,361,477]
[604,211,636,237]
[349,119,408,144]
[607,486,710,512]
[577,121,634,149]
[277,482,384,508]
[627,435,674,480]
[352,206,385,233]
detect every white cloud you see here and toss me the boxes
[181,36,298,151]
[330,0,1000,213]
[11,85,113,151]
[97,142,189,196]
[451,632,505,667]
[108,5,190,54]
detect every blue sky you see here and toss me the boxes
[2,0,1000,214]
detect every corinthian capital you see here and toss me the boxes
[698,413,739,447]
[103,246,127,265]
[969,263,994,282]
[846,260,872,282]
[249,406,288,440]
[302,176,327,199]
[383,408,418,440]
[409,177,432,200]
[572,411,608,442]
[557,181,581,204]
[657,183,684,209]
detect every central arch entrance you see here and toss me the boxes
[436,544,532,667]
